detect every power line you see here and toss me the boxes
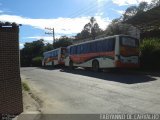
[57,1,109,30]
[46,1,109,40]
[68,2,98,18]
[67,1,110,18]
[45,27,55,47]
[51,3,98,33]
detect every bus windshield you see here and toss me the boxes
[120,36,139,48]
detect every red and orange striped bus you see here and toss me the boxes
[42,47,66,67]
[64,35,139,71]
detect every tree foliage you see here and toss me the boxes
[75,17,102,40]
[122,0,159,21]
[21,37,73,67]
[43,43,53,52]
[140,38,160,69]
[138,2,148,12]
[123,6,138,21]
[105,0,160,36]
[20,39,45,67]
[32,56,43,67]
[53,36,73,49]
[149,0,160,8]
[105,18,131,36]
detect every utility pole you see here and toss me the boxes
[45,27,55,47]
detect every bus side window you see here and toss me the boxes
[49,52,51,58]
[90,42,97,53]
[70,47,72,55]
[53,51,55,57]
[70,47,74,55]
[77,45,81,54]
[75,46,78,55]
[101,40,106,52]
[103,38,115,52]
[56,50,58,57]
[72,46,75,55]
[84,44,86,53]
[109,38,115,51]
[97,40,103,52]
[51,52,53,57]
[86,43,90,53]
[71,46,77,55]
[82,44,85,54]
[67,48,70,55]
[80,44,84,54]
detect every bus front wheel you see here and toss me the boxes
[92,60,99,72]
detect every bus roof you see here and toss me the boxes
[68,34,137,48]
[43,47,66,55]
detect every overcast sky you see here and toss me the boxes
[0,0,152,48]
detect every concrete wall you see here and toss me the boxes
[0,25,23,115]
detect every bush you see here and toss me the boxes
[140,38,160,69]
[32,56,43,67]
[22,82,30,91]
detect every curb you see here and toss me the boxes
[13,111,42,120]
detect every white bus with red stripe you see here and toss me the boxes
[42,47,66,67]
[64,35,139,71]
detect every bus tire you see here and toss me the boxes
[69,60,74,70]
[84,67,91,71]
[92,60,99,72]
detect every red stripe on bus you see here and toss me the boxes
[70,51,115,63]
[45,57,58,63]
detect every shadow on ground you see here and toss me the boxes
[59,68,157,84]
[38,66,158,84]
[39,66,65,70]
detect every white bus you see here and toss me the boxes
[42,47,66,67]
[64,35,139,71]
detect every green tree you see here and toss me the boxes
[53,36,73,49]
[20,39,45,67]
[137,2,148,12]
[43,43,53,52]
[123,6,138,21]
[149,0,160,8]
[84,17,102,39]
[140,38,160,69]
[80,29,90,39]
[75,17,102,40]
[122,1,155,22]
[32,56,43,67]
[75,33,82,40]
[105,18,131,36]
[111,17,122,24]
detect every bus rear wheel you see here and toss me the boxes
[92,60,99,72]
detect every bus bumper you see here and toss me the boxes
[116,61,139,68]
